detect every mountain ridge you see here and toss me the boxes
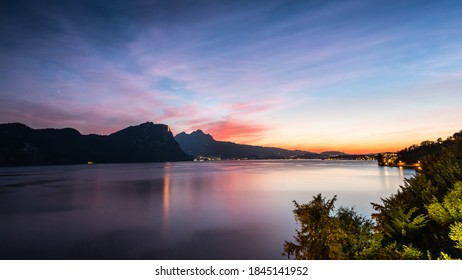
[175,129,318,159]
[0,122,190,166]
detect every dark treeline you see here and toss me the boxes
[284,130,462,259]
[397,130,462,165]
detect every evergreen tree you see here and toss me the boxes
[372,138,462,258]
[284,131,462,259]
[283,194,372,259]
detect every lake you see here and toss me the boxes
[0,160,414,259]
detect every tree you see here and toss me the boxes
[372,139,462,258]
[336,207,374,258]
[449,222,462,250]
[284,132,462,259]
[283,194,372,259]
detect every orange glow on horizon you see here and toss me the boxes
[208,135,413,154]
[281,144,410,154]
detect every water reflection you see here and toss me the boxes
[0,160,414,259]
[163,171,171,231]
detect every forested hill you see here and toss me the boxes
[379,130,462,166]
[0,122,191,166]
[397,130,462,165]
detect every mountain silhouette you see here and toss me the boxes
[0,122,190,166]
[319,151,348,157]
[175,129,317,159]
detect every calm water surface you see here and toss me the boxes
[0,160,414,259]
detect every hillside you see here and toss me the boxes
[175,129,316,159]
[378,130,462,166]
[0,122,190,166]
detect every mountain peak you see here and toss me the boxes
[176,129,214,141]
[190,129,212,137]
[175,129,313,159]
[0,122,190,165]
[111,122,169,135]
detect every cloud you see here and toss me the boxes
[2,0,462,152]
[190,116,270,144]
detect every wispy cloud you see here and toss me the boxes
[1,0,462,151]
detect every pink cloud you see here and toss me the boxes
[191,116,270,144]
[225,99,286,115]
[157,104,202,122]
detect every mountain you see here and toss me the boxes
[0,122,190,166]
[319,151,348,157]
[175,129,316,159]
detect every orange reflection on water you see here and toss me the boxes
[163,171,171,230]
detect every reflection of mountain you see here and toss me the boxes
[0,122,190,166]
[175,129,316,159]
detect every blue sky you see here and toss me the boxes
[1,0,462,152]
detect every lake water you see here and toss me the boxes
[0,160,414,259]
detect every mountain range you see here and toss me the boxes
[175,129,318,159]
[0,122,350,166]
[0,122,190,166]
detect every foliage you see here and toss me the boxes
[449,222,462,250]
[395,130,462,165]
[284,131,462,259]
[371,139,462,259]
[383,206,427,241]
[335,207,373,258]
[282,194,372,259]
[357,235,423,260]
[427,182,462,224]
[437,252,455,260]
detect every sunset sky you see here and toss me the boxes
[1,0,462,153]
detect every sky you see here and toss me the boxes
[1,0,462,153]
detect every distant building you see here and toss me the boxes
[378,153,398,166]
